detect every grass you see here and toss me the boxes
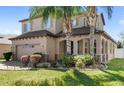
[107,58,124,71]
[0,58,6,63]
[0,58,124,85]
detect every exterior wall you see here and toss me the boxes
[56,34,101,59]
[11,33,117,61]
[73,14,104,30]
[0,44,11,58]
[96,15,104,30]
[12,37,47,60]
[22,18,58,34]
[21,14,104,34]
[55,19,63,34]
[46,36,56,61]
[56,33,117,62]
[31,18,42,31]
[101,34,117,61]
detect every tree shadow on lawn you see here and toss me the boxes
[15,69,124,86]
[15,69,100,86]
[62,70,100,86]
[101,70,124,84]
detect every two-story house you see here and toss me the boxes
[10,13,117,63]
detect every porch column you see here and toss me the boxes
[66,40,71,54]
[96,36,102,63]
[73,41,78,55]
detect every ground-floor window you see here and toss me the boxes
[71,41,73,55]
[110,43,112,54]
[85,41,88,54]
[102,40,104,54]
[94,40,97,55]
[78,40,83,54]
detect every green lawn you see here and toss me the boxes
[0,58,5,63]
[0,58,124,86]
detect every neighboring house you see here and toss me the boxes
[10,14,117,62]
[115,48,124,58]
[0,35,15,58]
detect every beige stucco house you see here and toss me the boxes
[10,14,117,63]
[0,35,12,58]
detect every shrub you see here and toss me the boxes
[75,61,85,69]
[61,54,95,68]
[33,52,42,56]
[84,54,95,66]
[20,55,30,66]
[3,52,12,61]
[61,55,74,68]
[73,55,85,69]
[37,62,51,68]
[30,54,42,68]
[51,62,57,68]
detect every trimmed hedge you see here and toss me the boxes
[61,54,95,68]
[3,52,12,61]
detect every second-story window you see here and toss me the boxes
[72,19,77,27]
[24,22,31,32]
[43,18,51,29]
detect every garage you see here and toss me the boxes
[17,43,41,60]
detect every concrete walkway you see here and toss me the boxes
[0,61,31,70]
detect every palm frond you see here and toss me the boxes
[100,6,113,19]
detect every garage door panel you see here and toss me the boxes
[17,44,41,60]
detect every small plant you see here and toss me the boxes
[3,52,12,61]
[75,61,85,69]
[84,54,95,67]
[20,55,30,66]
[51,62,57,68]
[33,52,42,56]
[30,54,42,68]
[41,63,51,68]
[73,55,85,69]
[61,55,74,68]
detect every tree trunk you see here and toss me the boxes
[63,18,72,55]
[66,33,71,55]
[87,13,97,57]
[90,26,95,56]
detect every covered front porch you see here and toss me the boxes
[56,35,111,63]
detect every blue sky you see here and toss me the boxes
[0,6,124,41]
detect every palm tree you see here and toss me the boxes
[29,6,83,55]
[82,6,113,56]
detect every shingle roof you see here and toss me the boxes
[0,37,11,45]
[57,26,116,44]
[56,26,102,36]
[10,27,116,44]
[10,30,56,40]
